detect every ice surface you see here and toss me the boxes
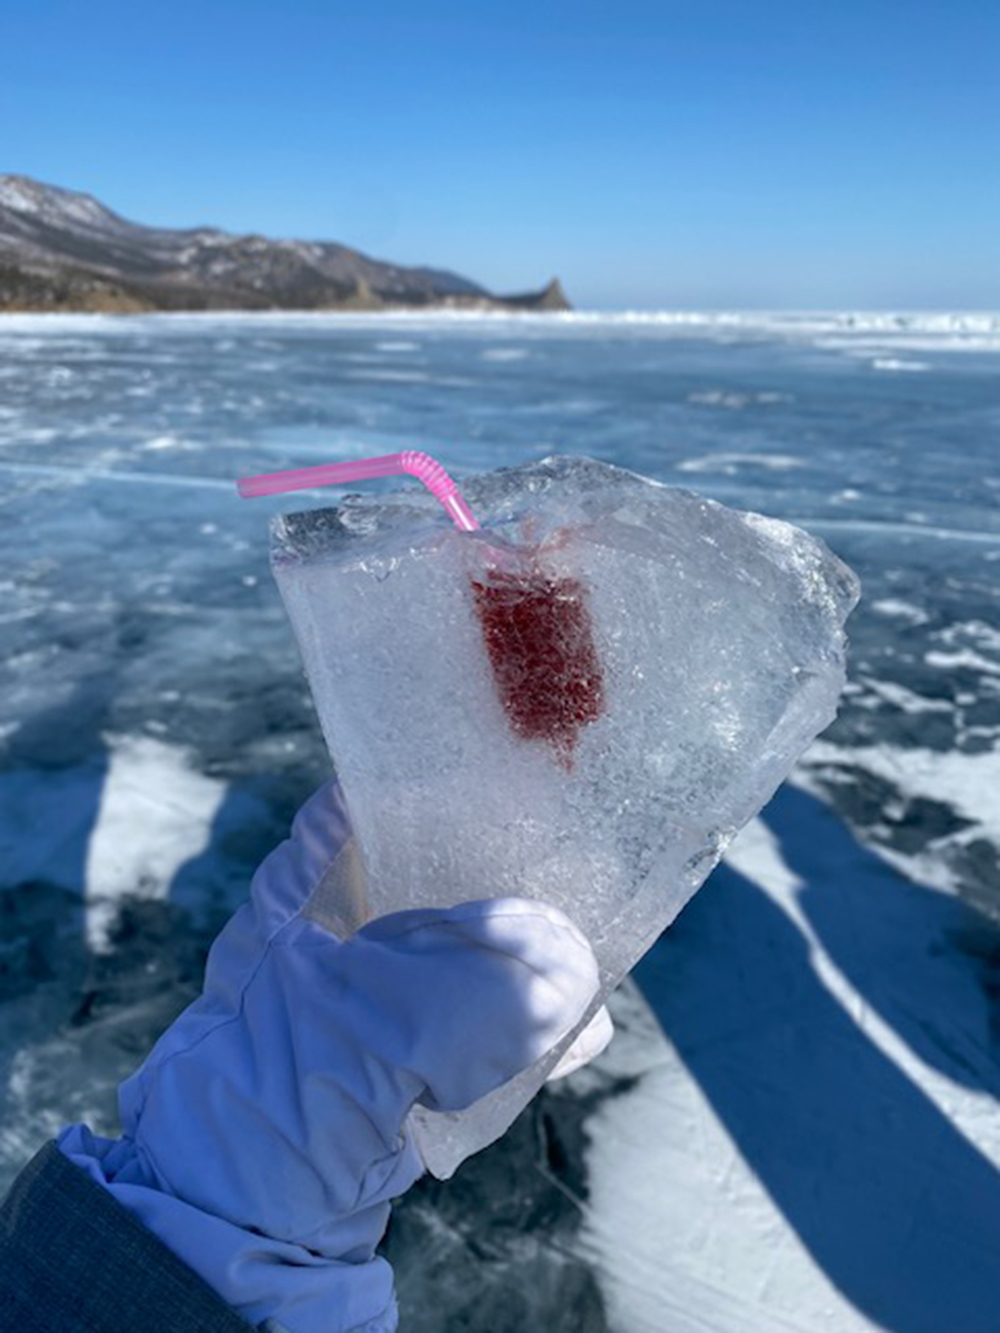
[272,455,859,1175]
[3,318,998,1332]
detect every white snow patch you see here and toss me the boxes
[807,737,1000,861]
[678,452,803,474]
[687,389,791,409]
[857,676,954,715]
[344,369,431,384]
[481,347,530,361]
[0,179,40,213]
[925,648,1000,676]
[939,619,1000,654]
[687,390,750,409]
[870,598,929,625]
[84,735,226,951]
[140,433,197,453]
[872,358,930,372]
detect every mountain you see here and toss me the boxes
[0,175,571,314]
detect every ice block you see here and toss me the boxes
[268,456,860,1176]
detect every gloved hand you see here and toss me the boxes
[59,780,611,1333]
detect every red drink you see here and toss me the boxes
[471,563,604,766]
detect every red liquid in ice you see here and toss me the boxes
[471,565,604,766]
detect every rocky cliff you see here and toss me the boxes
[0,175,571,314]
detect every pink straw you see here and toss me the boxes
[236,451,480,532]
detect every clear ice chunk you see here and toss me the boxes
[270,456,860,1176]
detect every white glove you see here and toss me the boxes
[59,781,609,1333]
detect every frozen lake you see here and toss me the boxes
[1,311,998,1330]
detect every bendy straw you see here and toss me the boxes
[236,451,480,532]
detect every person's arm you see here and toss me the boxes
[1,1141,254,1332]
[2,781,610,1332]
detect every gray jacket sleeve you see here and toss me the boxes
[0,1141,256,1332]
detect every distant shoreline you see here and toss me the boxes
[1,307,997,330]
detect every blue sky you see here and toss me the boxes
[3,0,998,308]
